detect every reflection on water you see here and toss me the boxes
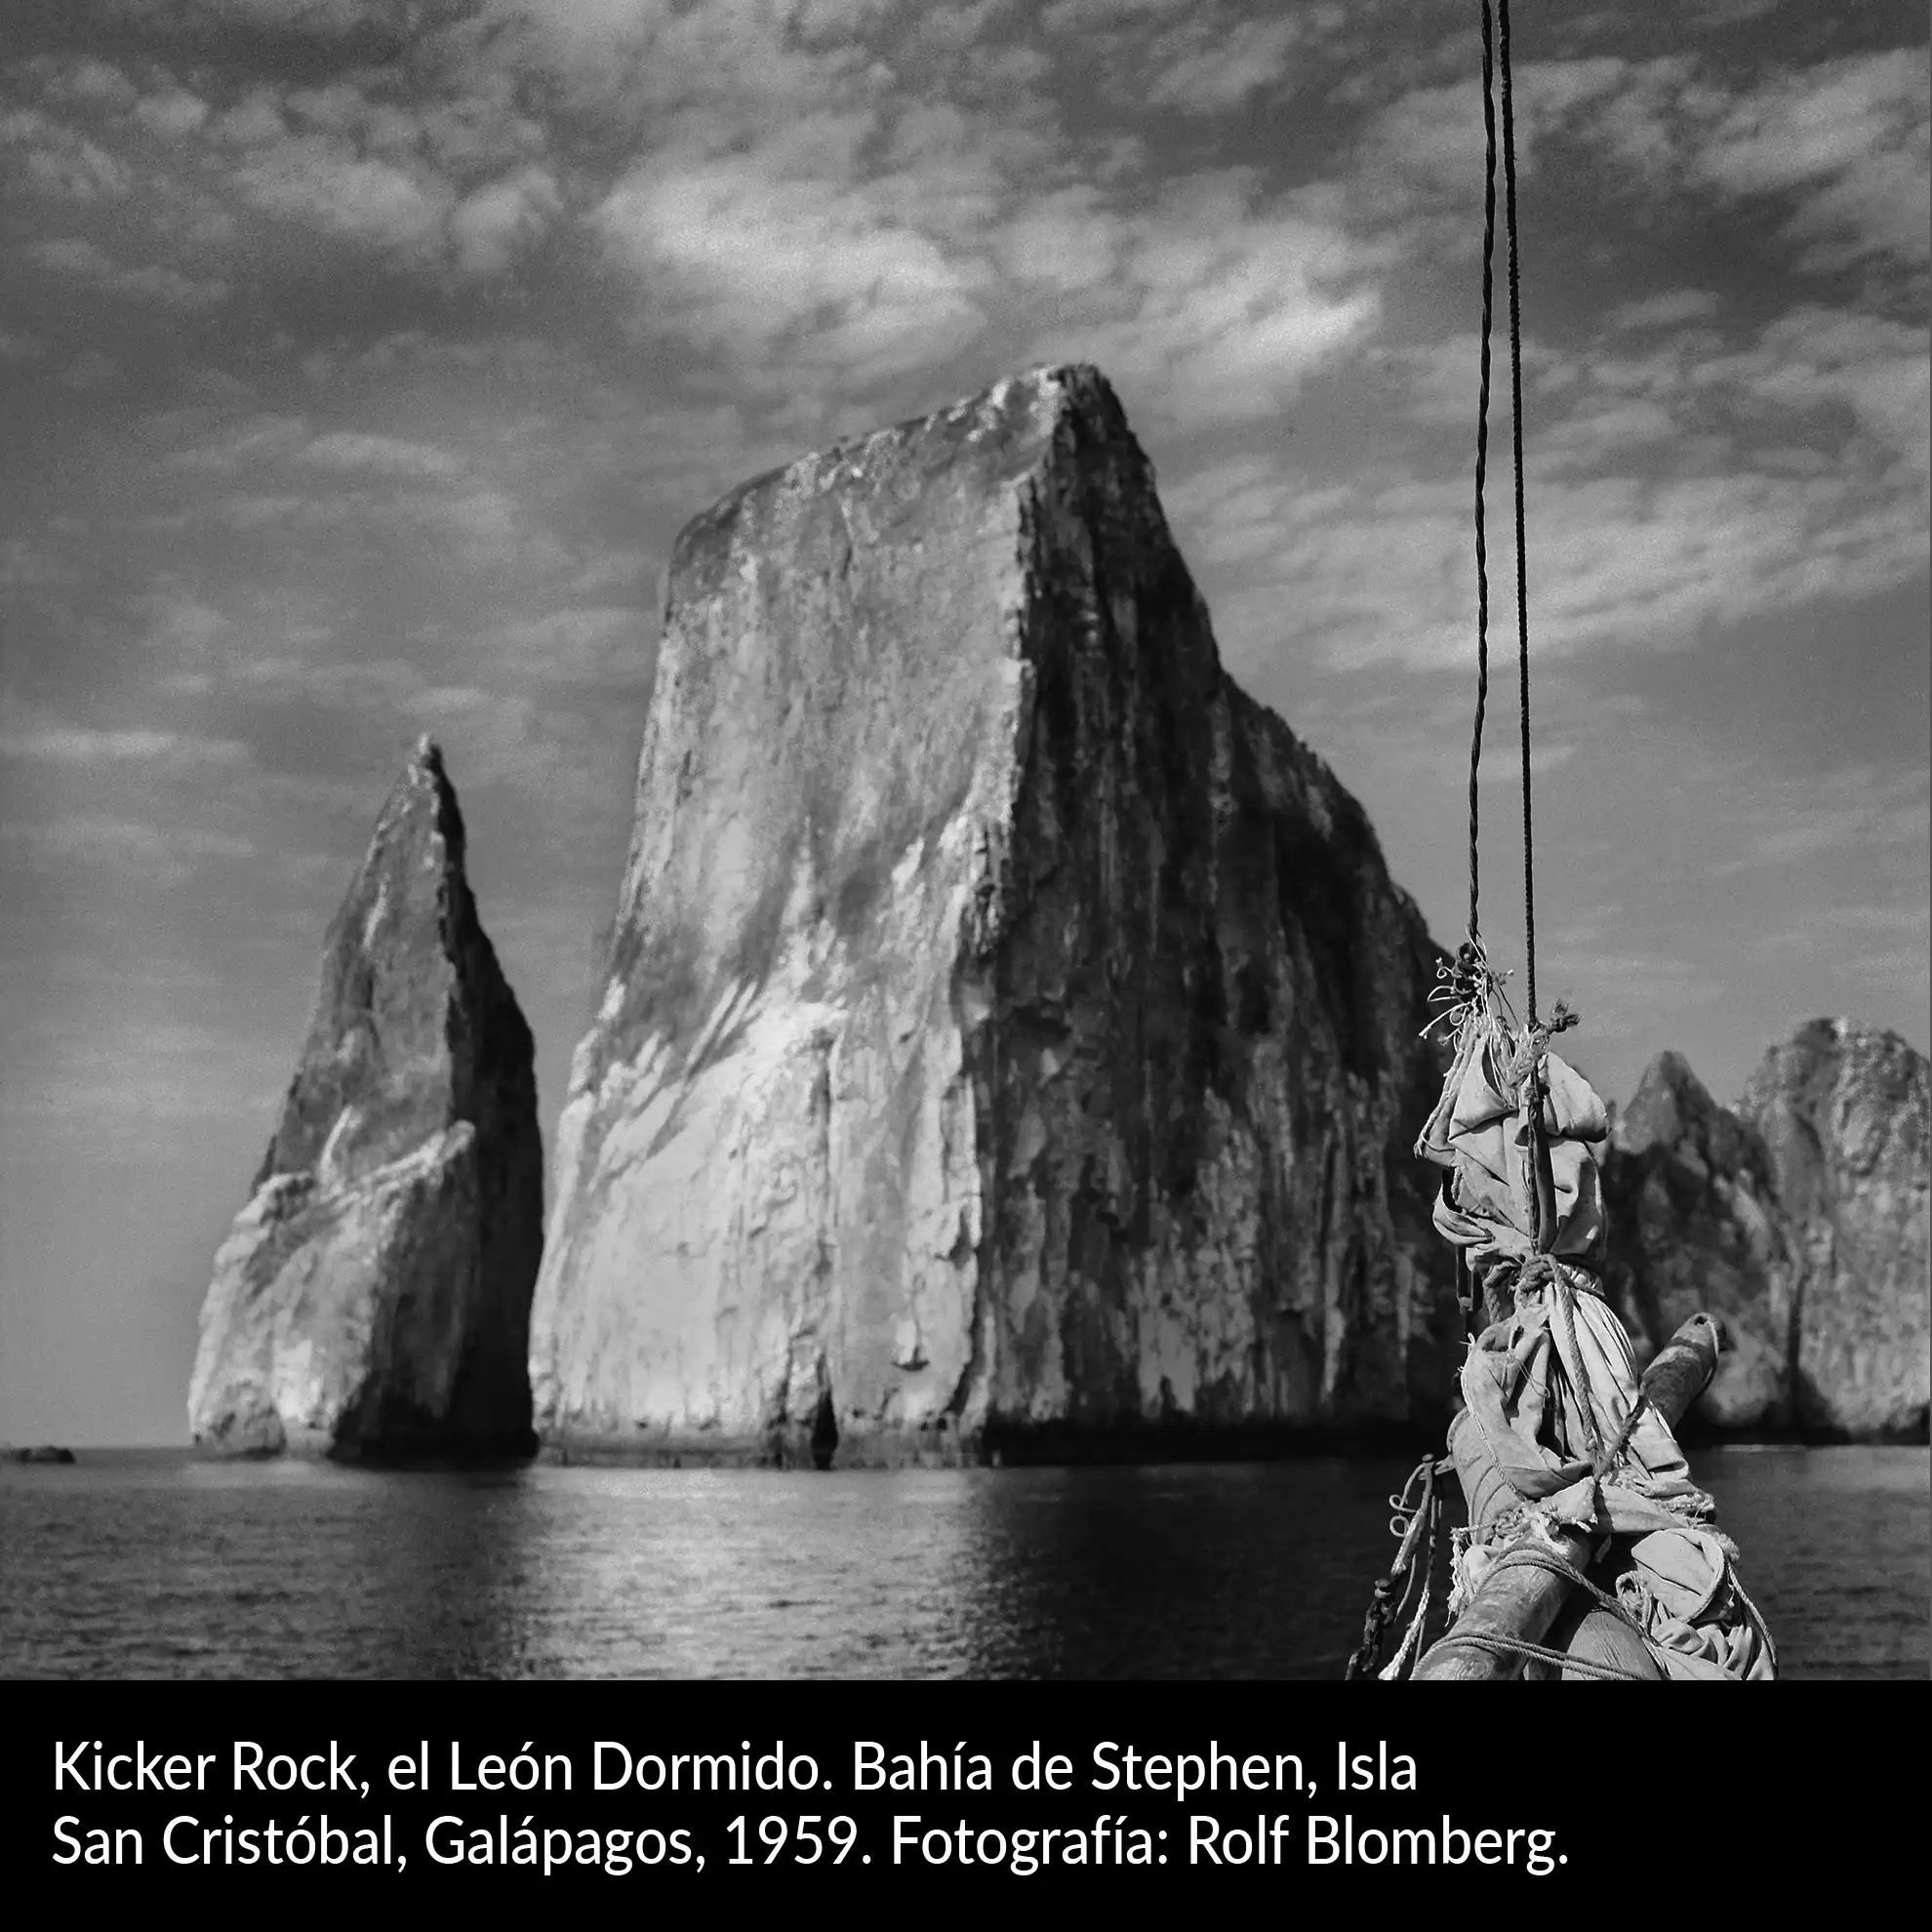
[2,1447,1923,1680]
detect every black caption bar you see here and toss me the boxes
[7,1683,1898,1896]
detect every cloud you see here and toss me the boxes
[528,1,1381,420]
[1758,897,1930,986]
[12,48,562,279]
[164,414,312,472]
[1478,740,1574,785]
[0,537,70,588]
[1689,48,1930,271]
[0,1016,294,1129]
[450,163,563,274]
[27,237,229,307]
[594,134,987,387]
[22,57,142,113]
[1179,262,1928,675]
[302,430,469,481]
[233,133,456,262]
[1309,460,1917,676]
[1348,57,1644,232]
[496,606,649,683]
[1348,45,1930,296]
[0,724,252,770]
[142,401,591,600]
[1712,766,1930,873]
[1,814,257,876]
[1493,48,1932,278]
[131,579,342,694]
[1607,290,1722,331]
[407,486,566,571]
[1019,175,1384,427]
[226,115,560,274]
[135,584,234,657]
[1036,1,1313,116]
[481,0,678,69]
[134,83,213,140]
[59,348,120,390]
[1142,13,1307,113]
[598,112,1384,422]
[0,107,133,199]
[95,0,434,37]
[1691,305,1931,477]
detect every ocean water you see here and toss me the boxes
[1,1447,1923,1680]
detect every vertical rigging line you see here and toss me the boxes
[1468,0,1498,952]
[1498,0,1538,1027]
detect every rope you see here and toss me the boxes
[1466,0,1499,951]
[1345,1578,1401,1681]
[1346,1459,1437,1680]
[1545,1268,1606,1465]
[1428,1542,1651,1678]
[1466,0,1541,1024]
[1450,1540,1670,1677]
[1498,0,1538,1027]
[1436,1630,1657,1681]
[1726,1567,1781,1679]
[1378,1480,1445,1680]
[1434,1531,1782,1681]
[1590,1388,1648,1482]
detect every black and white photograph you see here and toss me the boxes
[2,0,1925,1723]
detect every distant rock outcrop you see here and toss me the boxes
[1601,1053,1797,1429]
[529,365,1459,1465]
[1603,1024,1928,1439]
[1740,1021,1928,1438]
[188,738,543,1460]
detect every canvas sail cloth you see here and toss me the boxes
[1416,1024,1774,1680]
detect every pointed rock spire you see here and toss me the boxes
[189,740,543,1460]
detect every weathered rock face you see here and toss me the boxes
[1603,1025,1928,1439]
[1740,1021,1928,1438]
[529,365,1459,1464]
[189,738,543,1459]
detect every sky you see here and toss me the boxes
[1,0,1925,1445]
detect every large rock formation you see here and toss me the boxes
[1603,1024,1928,1439]
[189,738,543,1460]
[1740,1020,1927,1438]
[529,365,1459,1465]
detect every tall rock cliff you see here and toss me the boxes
[529,365,1458,1465]
[1603,1024,1928,1439]
[189,738,543,1459]
[1740,1020,1928,1438]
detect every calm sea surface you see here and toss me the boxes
[2,1447,1923,1680]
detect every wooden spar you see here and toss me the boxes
[1629,1311,1723,1430]
[1412,1311,1720,1681]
